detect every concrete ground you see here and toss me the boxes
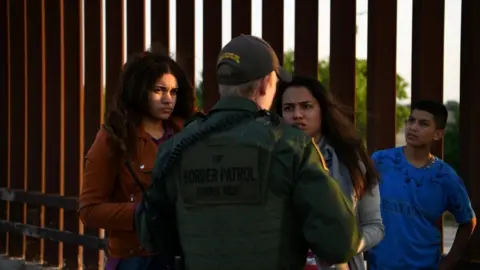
[0,224,459,269]
[443,223,458,254]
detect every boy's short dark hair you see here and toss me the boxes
[411,100,448,129]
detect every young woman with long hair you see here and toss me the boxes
[274,76,384,270]
[79,44,196,270]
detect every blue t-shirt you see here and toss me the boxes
[367,147,475,270]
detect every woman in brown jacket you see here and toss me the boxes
[79,45,196,270]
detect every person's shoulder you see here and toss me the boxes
[434,161,474,223]
[279,122,307,135]
[435,160,463,186]
[85,125,117,160]
[182,112,207,128]
[169,116,187,132]
[275,122,312,145]
[243,110,311,145]
[437,159,456,175]
[371,147,400,161]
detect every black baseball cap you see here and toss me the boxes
[216,35,292,85]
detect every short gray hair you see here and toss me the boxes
[217,65,261,97]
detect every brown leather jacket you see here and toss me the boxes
[79,120,183,258]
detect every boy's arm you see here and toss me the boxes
[441,175,476,269]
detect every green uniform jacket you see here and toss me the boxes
[135,97,360,270]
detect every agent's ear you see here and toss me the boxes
[258,72,275,96]
[257,76,268,96]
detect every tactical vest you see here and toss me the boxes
[150,110,308,270]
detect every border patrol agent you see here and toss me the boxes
[134,35,361,270]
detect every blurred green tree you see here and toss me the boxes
[196,50,410,133]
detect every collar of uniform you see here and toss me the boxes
[210,96,259,113]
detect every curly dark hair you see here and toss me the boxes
[104,43,196,158]
[274,76,379,198]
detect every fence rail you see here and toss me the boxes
[0,187,106,268]
[1,0,480,269]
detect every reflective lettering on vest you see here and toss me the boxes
[179,144,262,207]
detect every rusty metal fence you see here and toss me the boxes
[0,0,479,269]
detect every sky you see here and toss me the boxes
[118,0,462,102]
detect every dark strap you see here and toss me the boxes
[183,111,207,127]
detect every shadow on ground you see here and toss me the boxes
[0,223,460,269]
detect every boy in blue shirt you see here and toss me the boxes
[367,100,476,270]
